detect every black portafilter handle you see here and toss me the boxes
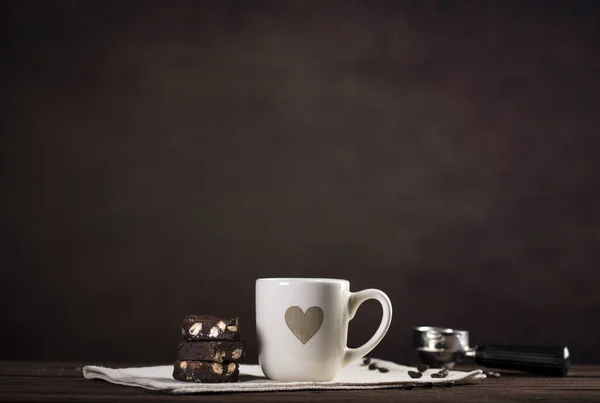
[474,344,570,377]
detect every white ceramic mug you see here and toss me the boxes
[255,278,393,381]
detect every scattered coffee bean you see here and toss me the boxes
[408,370,423,379]
[425,382,434,388]
[378,367,389,373]
[436,368,449,378]
[417,364,430,373]
[368,363,378,370]
[430,373,442,379]
[485,371,495,377]
[362,357,371,365]
[492,372,501,378]
[404,383,415,390]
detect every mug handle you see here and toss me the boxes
[342,288,393,367]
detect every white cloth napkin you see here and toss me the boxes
[83,358,486,393]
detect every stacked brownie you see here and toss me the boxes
[173,314,244,383]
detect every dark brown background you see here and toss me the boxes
[1,0,599,365]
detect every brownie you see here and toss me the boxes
[181,315,240,341]
[173,360,239,383]
[177,341,245,363]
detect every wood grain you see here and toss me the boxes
[284,306,324,345]
[1,362,599,402]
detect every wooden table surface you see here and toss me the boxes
[1,361,599,402]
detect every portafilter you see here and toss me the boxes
[413,326,570,377]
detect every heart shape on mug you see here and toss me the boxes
[284,306,324,345]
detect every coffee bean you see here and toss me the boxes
[492,372,501,378]
[417,364,430,373]
[425,382,434,388]
[485,371,494,377]
[404,383,415,390]
[378,367,389,373]
[362,357,371,365]
[437,368,449,378]
[408,370,422,379]
[368,363,378,370]
[430,373,442,378]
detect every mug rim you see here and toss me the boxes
[256,277,349,284]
